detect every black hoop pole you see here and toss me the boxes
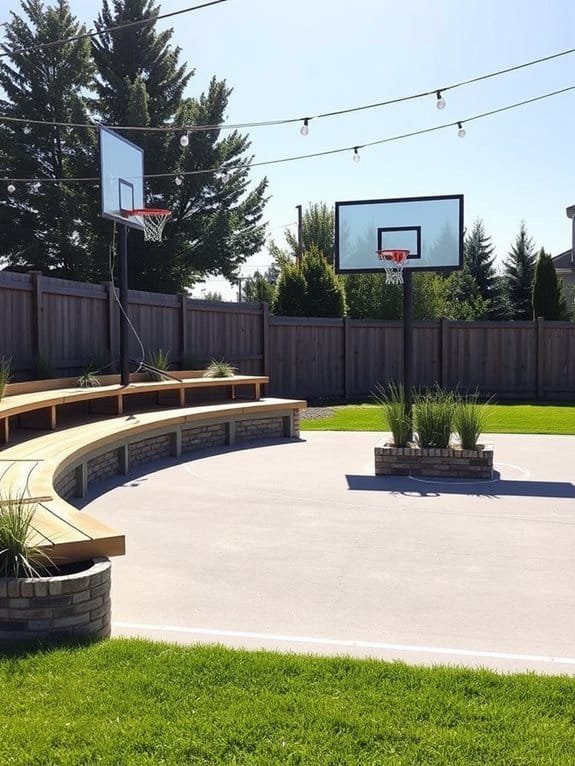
[403,269,413,441]
[119,223,130,387]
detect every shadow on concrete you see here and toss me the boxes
[345,473,575,499]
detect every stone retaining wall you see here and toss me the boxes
[375,442,494,479]
[182,423,227,452]
[88,449,121,484]
[129,434,172,468]
[236,416,285,442]
[0,558,111,643]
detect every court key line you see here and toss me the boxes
[113,623,575,666]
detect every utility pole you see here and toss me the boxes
[567,204,575,268]
[296,204,303,264]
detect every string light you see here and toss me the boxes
[300,118,309,136]
[6,182,15,194]
[174,175,183,186]
[179,132,190,148]
[352,147,360,163]
[436,91,446,110]
[2,84,574,187]
[457,122,466,138]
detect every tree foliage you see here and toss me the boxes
[532,249,569,320]
[0,0,268,292]
[273,203,335,264]
[503,222,537,320]
[464,219,497,313]
[272,246,345,317]
[243,270,276,303]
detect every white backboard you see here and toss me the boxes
[99,127,145,232]
[335,194,464,273]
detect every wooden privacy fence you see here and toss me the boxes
[1,270,574,401]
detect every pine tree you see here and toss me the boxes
[91,0,268,292]
[0,0,95,278]
[300,246,346,317]
[532,248,569,320]
[503,222,537,320]
[464,219,497,313]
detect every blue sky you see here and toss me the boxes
[2,0,575,297]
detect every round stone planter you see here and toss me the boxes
[374,441,494,478]
[0,557,111,644]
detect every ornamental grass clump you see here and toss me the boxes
[414,386,457,448]
[372,381,412,447]
[454,392,489,449]
[0,489,51,578]
[203,359,237,378]
[147,348,171,381]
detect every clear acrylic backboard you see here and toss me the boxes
[99,127,145,232]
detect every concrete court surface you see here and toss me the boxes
[83,431,575,675]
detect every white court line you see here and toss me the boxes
[113,623,575,666]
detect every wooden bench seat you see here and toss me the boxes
[0,397,306,566]
[0,375,268,444]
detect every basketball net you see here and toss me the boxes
[376,249,409,285]
[126,208,171,242]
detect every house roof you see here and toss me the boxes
[552,249,574,270]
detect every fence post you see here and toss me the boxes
[536,317,545,401]
[261,302,270,384]
[30,271,44,359]
[440,317,449,389]
[180,293,188,366]
[344,316,352,400]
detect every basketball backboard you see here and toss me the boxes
[99,127,145,232]
[335,194,464,274]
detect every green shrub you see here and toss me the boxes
[147,348,171,381]
[454,392,489,449]
[203,359,237,378]
[415,386,457,448]
[372,381,412,447]
[76,369,101,388]
[0,489,51,578]
[0,356,12,400]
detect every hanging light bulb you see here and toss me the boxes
[174,175,183,186]
[457,122,466,138]
[23,124,31,136]
[7,182,15,194]
[300,118,309,136]
[435,91,446,110]
[179,132,190,148]
[352,147,360,163]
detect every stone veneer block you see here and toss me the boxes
[374,441,494,479]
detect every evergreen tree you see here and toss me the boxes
[243,270,276,304]
[532,249,570,320]
[503,222,537,320]
[0,0,95,278]
[344,274,402,319]
[270,203,335,265]
[464,219,497,313]
[272,262,307,316]
[91,0,268,292]
[443,270,490,320]
[299,246,346,317]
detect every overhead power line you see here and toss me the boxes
[0,0,229,59]
[4,83,574,186]
[0,42,574,134]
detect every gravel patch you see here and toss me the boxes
[300,406,335,421]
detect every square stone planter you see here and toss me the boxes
[375,441,494,479]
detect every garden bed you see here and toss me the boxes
[374,441,494,478]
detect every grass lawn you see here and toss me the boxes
[2,639,575,765]
[301,402,575,434]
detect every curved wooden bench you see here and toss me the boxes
[0,397,305,565]
[0,375,268,444]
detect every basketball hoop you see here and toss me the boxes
[376,249,409,285]
[125,208,171,242]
